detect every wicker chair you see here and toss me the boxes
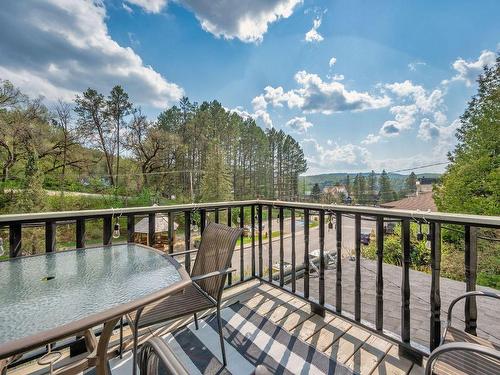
[425,291,500,374]
[139,337,272,375]
[127,222,242,373]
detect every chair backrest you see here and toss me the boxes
[191,222,242,300]
[139,337,189,375]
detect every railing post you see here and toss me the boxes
[76,218,86,248]
[267,205,273,282]
[258,205,263,278]
[227,207,232,286]
[103,216,112,246]
[239,206,244,282]
[354,214,361,322]
[304,208,310,299]
[430,222,442,350]
[316,210,326,317]
[148,213,156,247]
[279,207,284,287]
[167,212,174,254]
[126,215,134,243]
[336,212,342,312]
[401,218,411,343]
[375,216,384,331]
[251,204,256,277]
[464,225,478,335]
[45,220,56,253]
[291,208,296,293]
[184,211,191,274]
[9,223,22,258]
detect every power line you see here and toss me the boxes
[388,161,448,174]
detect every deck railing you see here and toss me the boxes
[1,200,499,363]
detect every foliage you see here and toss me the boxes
[435,56,500,215]
[378,170,394,202]
[310,183,321,202]
[200,144,233,202]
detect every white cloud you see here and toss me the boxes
[0,0,183,107]
[385,80,443,113]
[408,61,426,71]
[361,133,381,145]
[328,57,337,67]
[229,106,273,128]
[182,0,302,43]
[122,2,134,13]
[125,0,167,13]
[442,50,496,86]
[286,116,313,133]
[305,17,323,43]
[301,138,370,173]
[251,95,267,111]
[255,70,390,115]
[331,74,344,81]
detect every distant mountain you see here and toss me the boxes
[302,172,441,192]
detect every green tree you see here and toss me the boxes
[310,183,321,202]
[200,144,232,202]
[367,170,377,204]
[435,56,500,215]
[378,170,393,202]
[405,172,417,196]
[107,86,132,187]
[14,148,46,212]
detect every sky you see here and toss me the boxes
[0,0,499,175]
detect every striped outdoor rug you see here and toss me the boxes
[89,302,353,375]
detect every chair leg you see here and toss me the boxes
[194,312,199,330]
[119,317,123,358]
[216,306,227,367]
[132,321,139,375]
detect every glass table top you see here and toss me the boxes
[0,244,182,346]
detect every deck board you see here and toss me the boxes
[7,280,422,374]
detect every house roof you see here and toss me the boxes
[134,213,179,234]
[380,191,437,212]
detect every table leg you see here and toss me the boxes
[96,317,120,375]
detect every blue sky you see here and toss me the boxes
[1,0,499,174]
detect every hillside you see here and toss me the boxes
[302,172,441,192]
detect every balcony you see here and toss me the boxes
[1,200,499,374]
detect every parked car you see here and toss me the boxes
[384,222,395,235]
[360,232,371,245]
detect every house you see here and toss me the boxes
[381,177,438,211]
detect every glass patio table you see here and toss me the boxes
[0,243,191,374]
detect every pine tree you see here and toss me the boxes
[200,144,232,202]
[311,183,321,202]
[368,170,377,204]
[435,56,500,215]
[378,170,393,202]
[405,172,417,196]
[14,148,46,212]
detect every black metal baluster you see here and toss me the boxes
[279,207,284,287]
[251,205,256,277]
[214,208,219,224]
[9,223,21,258]
[319,210,325,307]
[430,222,442,350]
[148,213,156,247]
[76,218,86,248]
[258,205,263,278]
[401,218,411,344]
[336,212,342,312]
[200,209,206,235]
[354,214,361,322]
[184,211,191,274]
[304,208,310,299]
[227,208,232,286]
[45,220,56,253]
[126,215,134,243]
[168,212,174,254]
[291,208,296,293]
[240,206,244,283]
[103,216,112,246]
[464,225,478,335]
[267,206,273,282]
[376,216,384,331]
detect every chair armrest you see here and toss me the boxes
[425,341,500,375]
[191,268,236,282]
[447,291,500,325]
[139,337,190,375]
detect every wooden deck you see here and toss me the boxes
[9,280,426,374]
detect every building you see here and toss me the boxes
[381,177,438,211]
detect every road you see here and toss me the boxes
[229,216,376,279]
